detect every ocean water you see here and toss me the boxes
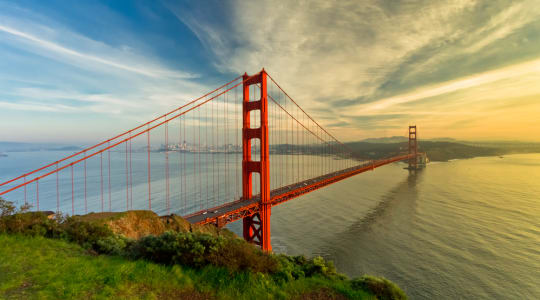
[229,153,540,299]
[1,152,539,299]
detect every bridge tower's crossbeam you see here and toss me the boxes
[241,70,272,251]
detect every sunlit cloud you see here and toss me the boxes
[351,58,540,113]
[175,0,540,141]
[1,0,540,143]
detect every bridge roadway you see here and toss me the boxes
[185,154,414,227]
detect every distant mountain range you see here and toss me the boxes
[348,139,540,162]
[360,136,458,143]
[0,142,82,152]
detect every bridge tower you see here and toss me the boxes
[242,69,272,252]
[408,125,417,170]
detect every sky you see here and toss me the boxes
[1,0,540,143]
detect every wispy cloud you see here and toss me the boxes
[2,0,540,142]
[176,0,540,140]
[0,101,76,112]
[0,24,195,79]
[0,3,213,142]
[351,58,540,113]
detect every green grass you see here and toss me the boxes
[0,234,373,299]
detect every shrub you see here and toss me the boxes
[212,238,279,273]
[61,217,122,252]
[0,198,340,281]
[95,235,130,255]
[351,275,407,300]
[0,212,61,237]
[272,254,341,284]
[0,197,16,217]
[129,231,223,267]
[128,231,279,273]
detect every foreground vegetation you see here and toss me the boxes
[0,198,406,299]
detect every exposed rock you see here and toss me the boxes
[160,214,191,233]
[74,210,237,240]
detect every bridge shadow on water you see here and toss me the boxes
[312,170,424,278]
[349,170,421,234]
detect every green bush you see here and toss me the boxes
[273,254,340,283]
[351,275,407,300]
[95,235,130,255]
[1,199,360,287]
[61,217,120,251]
[128,231,278,273]
[129,231,221,267]
[0,197,16,217]
[212,238,279,273]
[0,197,49,236]
[0,212,61,237]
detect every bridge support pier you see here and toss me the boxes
[242,69,272,252]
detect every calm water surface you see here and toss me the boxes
[1,152,539,299]
[230,154,540,299]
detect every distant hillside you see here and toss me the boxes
[417,141,501,161]
[0,142,81,152]
[360,136,459,144]
[360,136,408,144]
[345,140,540,162]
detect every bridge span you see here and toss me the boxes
[0,69,424,251]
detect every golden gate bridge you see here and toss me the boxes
[0,70,422,251]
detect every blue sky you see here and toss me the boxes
[1,0,540,143]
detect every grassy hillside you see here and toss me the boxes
[0,234,371,299]
[0,201,407,300]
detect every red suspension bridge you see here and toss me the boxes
[0,70,423,251]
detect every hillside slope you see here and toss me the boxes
[346,141,512,162]
[0,205,407,300]
[0,234,371,299]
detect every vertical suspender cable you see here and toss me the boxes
[182,116,186,213]
[280,91,283,188]
[197,107,201,209]
[108,142,111,212]
[235,85,239,199]
[100,152,104,212]
[296,107,303,182]
[212,92,216,207]
[36,179,39,211]
[165,117,170,214]
[183,116,186,212]
[193,108,197,209]
[225,88,229,203]
[216,96,220,206]
[147,125,151,210]
[129,132,133,210]
[84,152,87,214]
[125,140,129,212]
[205,99,209,209]
[71,164,74,215]
[178,116,183,209]
[55,164,59,212]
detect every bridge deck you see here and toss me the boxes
[185,154,413,226]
